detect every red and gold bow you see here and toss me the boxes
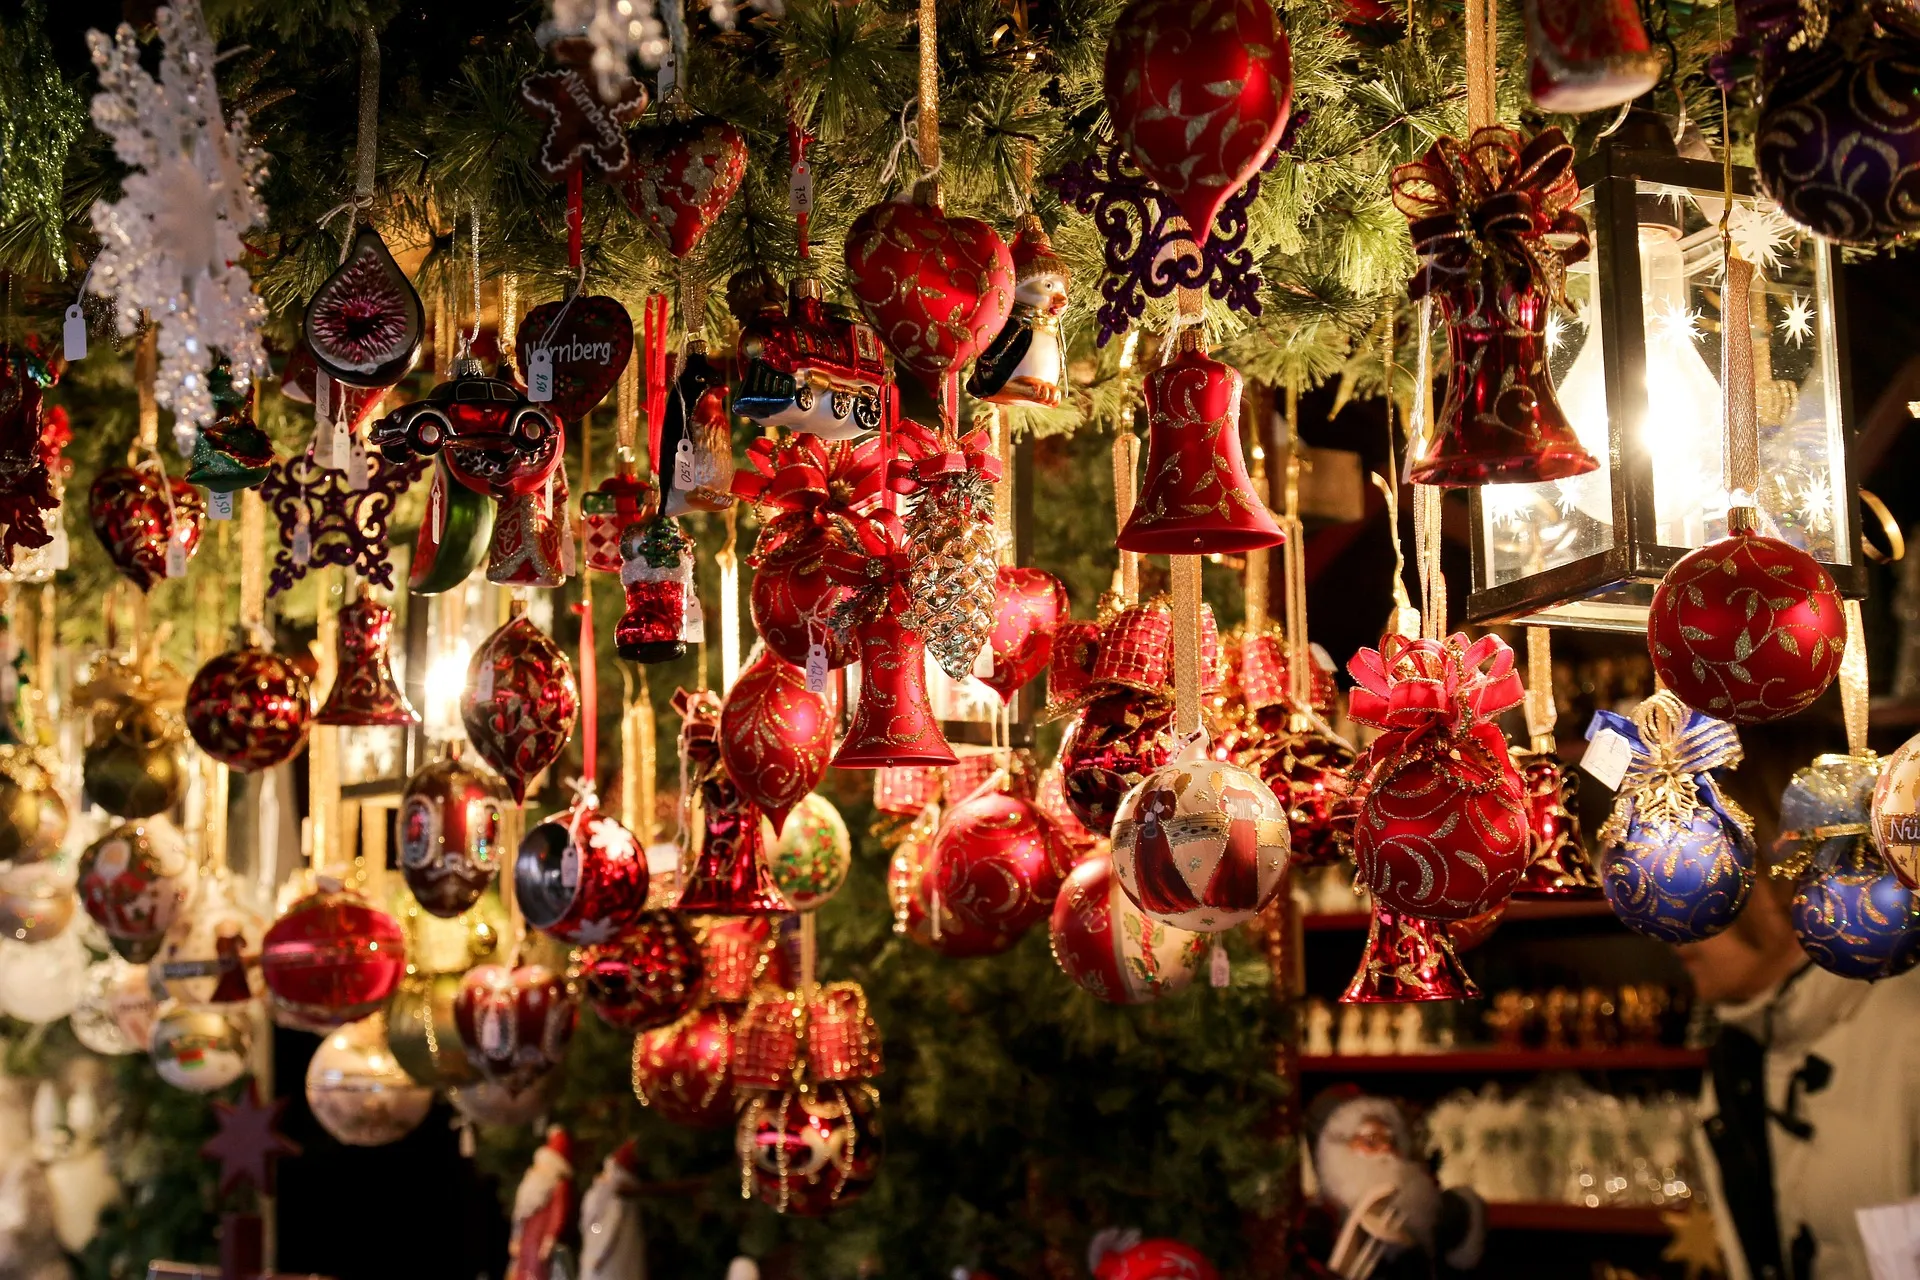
[883,420,1003,497]
[1347,633,1524,781]
[1390,125,1588,307]
[819,506,915,615]
[732,435,888,565]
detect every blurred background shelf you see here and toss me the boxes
[1483,1203,1675,1235]
[1297,1047,1707,1074]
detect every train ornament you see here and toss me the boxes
[732,278,887,441]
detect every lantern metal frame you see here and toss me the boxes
[1463,119,1867,632]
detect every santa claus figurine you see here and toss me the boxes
[580,1140,644,1280]
[1300,1088,1485,1278]
[509,1127,577,1280]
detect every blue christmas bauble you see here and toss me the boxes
[1603,806,1754,944]
[1792,863,1920,980]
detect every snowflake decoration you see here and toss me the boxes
[1545,310,1568,357]
[86,1,268,440]
[1651,300,1703,349]
[568,917,623,945]
[587,815,638,858]
[1648,183,1694,219]
[1728,203,1799,279]
[1779,292,1815,348]
[1796,472,1834,533]
[546,0,667,90]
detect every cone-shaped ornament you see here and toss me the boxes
[316,593,419,726]
[1341,906,1481,1003]
[831,617,957,769]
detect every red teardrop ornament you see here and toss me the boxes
[721,645,840,835]
[88,466,206,592]
[980,567,1068,704]
[459,613,579,804]
[623,117,749,259]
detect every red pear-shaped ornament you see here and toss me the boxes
[460,607,578,804]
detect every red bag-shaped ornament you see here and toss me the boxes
[453,962,576,1094]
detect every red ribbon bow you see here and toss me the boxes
[732,435,887,565]
[819,506,914,613]
[1347,633,1524,779]
[884,420,1004,497]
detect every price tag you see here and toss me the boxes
[656,48,678,99]
[476,660,495,700]
[347,437,369,491]
[63,305,87,362]
[681,588,705,643]
[291,514,312,567]
[49,524,67,571]
[314,372,333,456]
[672,438,697,491]
[972,641,995,681]
[164,529,188,579]
[208,489,233,520]
[427,469,444,537]
[788,161,814,216]
[480,1009,505,1055]
[805,641,829,694]
[1581,727,1633,791]
[330,418,351,472]
[527,348,554,403]
[559,508,577,576]
[1209,942,1231,989]
[560,841,581,893]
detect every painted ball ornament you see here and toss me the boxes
[767,794,852,911]
[632,1005,736,1128]
[305,1017,434,1147]
[889,810,1021,958]
[260,886,406,1029]
[1870,730,1920,888]
[1049,854,1206,1003]
[1780,753,1920,979]
[721,645,840,836]
[70,955,154,1056]
[751,554,858,672]
[82,696,188,820]
[77,819,196,962]
[1648,530,1844,725]
[461,611,578,805]
[0,861,74,943]
[185,644,313,772]
[931,782,1077,938]
[150,1002,251,1093]
[0,925,87,1024]
[737,1081,883,1216]
[150,870,266,1005]
[0,749,66,861]
[398,751,510,917]
[581,910,704,1031]
[1112,741,1290,933]
[453,962,576,1094]
[1604,803,1754,944]
[1060,692,1174,837]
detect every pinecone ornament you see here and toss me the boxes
[902,468,999,680]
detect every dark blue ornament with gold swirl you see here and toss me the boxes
[1591,693,1756,944]
[1778,753,1920,980]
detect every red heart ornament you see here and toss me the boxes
[514,295,634,423]
[980,566,1068,703]
[1103,0,1293,244]
[88,465,206,592]
[623,117,748,259]
[843,185,1015,400]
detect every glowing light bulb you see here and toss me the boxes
[424,642,474,740]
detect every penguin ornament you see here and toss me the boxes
[966,215,1069,409]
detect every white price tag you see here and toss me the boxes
[347,437,369,491]
[480,1008,505,1055]
[560,841,581,892]
[788,162,814,216]
[656,48,678,98]
[680,588,705,643]
[672,438,697,491]
[49,524,67,571]
[208,489,233,520]
[527,348,554,403]
[1582,727,1633,791]
[1209,942,1231,989]
[476,660,495,700]
[972,641,995,681]
[330,418,351,472]
[62,305,86,362]
[290,515,312,567]
[559,507,577,576]
[805,642,829,694]
[164,531,188,579]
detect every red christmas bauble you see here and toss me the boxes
[931,784,1077,937]
[1036,761,1101,854]
[624,117,749,259]
[739,1081,883,1216]
[632,1005,735,1128]
[1648,529,1845,724]
[1049,854,1205,1003]
[453,962,576,1094]
[1103,0,1292,244]
[843,187,1014,398]
[514,801,649,945]
[88,466,206,593]
[185,645,313,773]
[261,887,406,1030]
[980,566,1068,704]
[1094,1238,1220,1280]
[461,613,579,804]
[890,816,1022,957]
[582,910,703,1031]
[751,553,859,670]
[1351,751,1529,921]
[720,645,840,835]
[1060,692,1174,837]
[398,751,509,918]
[1253,719,1358,869]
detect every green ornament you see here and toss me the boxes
[410,457,496,595]
[187,362,276,492]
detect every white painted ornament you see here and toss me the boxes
[305,1015,433,1147]
[149,1001,251,1093]
[1872,731,1920,888]
[0,924,88,1024]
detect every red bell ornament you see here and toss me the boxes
[185,642,313,773]
[1102,0,1293,244]
[1049,854,1206,1004]
[1648,528,1844,724]
[460,608,579,804]
[89,465,206,593]
[453,962,576,1094]
[1523,0,1661,113]
[674,689,791,914]
[932,775,1078,938]
[1390,127,1597,486]
[737,1081,883,1216]
[1346,633,1530,920]
[632,1005,736,1128]
[315,592,419,726]
[515,800,650,945]
[1510,748,1601,897]
[581,910,703,1031]
[1340,905,1480,1003]
[261,886,406,1030]
[721,645,840,834]
[399,749,509,918]
[1117,329,1283,555]
[980,566,1069,704]
[843,181,1014,405]
[832,617,957,769]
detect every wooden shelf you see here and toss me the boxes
[1484,1202,1673,1235]
[1297,1047,1707,1073]
[1301,898,1617,932]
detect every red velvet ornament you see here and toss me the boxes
[1102,0,1292,244]
[515,800,650,945]
[185,644,313,773]
[1060,692,1174,837]
[721,645,840,835]
[624,116,748,259]
[1648,529,1845,724]
[88,465,205,592]
[980,567,1068,703]
[889,812,1022,958]
[674,688,791,914]
[369,362,563,499]
[398,750,509,918]
[260,887,406,1029]
[1049,854,1206,1004]
[581,910,702,1031]
[632,1005,735,1128]
[931,778,1077,938]
[1118,329,1283,554]
[832,617,957,769]
[453,962,576,1094]
[752,554,859,670]
[315,593,418,726]
[303,227,425,389]
[1346,634,1530,920]
[843,182,1014,403]
[738,1081,883,1216]
[513,296,634,423]
[1340,905,1480,1003]
[460,611,579,804]
[1524,0,1661,113]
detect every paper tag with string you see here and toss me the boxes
[789,160,814,217]
[330,418,351,474]
[527,348,554,403]
[972,640,995,681]
[208,489,233,521]
[476,657,495,700]
[165,525,189,579]
[657,47,678,99]
[1581,728,1632,791]
[1209,942,1231,988]
[63,305,87,363]
[673,438,697,491]
[560,839,581,893]
[805,641,829,695]
[314,372,335,467]
[347,435,369,491]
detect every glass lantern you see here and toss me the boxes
[1465,112,1865,631]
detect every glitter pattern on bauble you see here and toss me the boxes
[1779,753,1920,980]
